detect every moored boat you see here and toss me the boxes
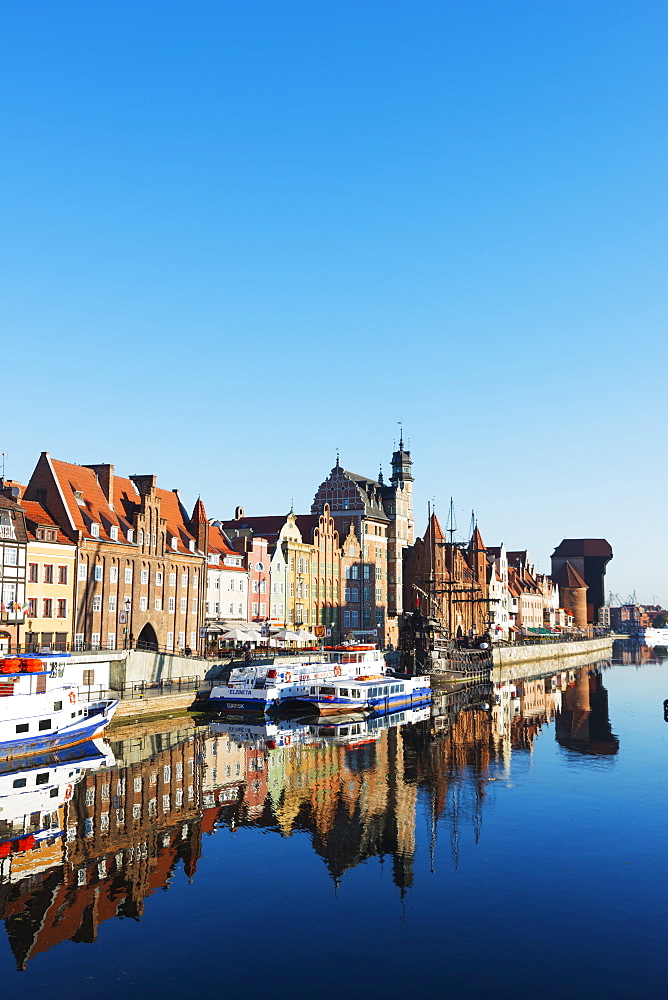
[206,642,389,714]
[293,674,432,716]
[0,655,118,762]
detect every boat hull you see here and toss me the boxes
[296,690,432,717]
[0,702,118,762]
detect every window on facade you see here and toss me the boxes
[140,569,149,585]
[139,596,147,612]
[110,566,118,583]
[28,563,38,583]
[43,564,53,584]
[27,598,37,616]
[94,565,103,582]
[107,633,116,649]
[57,565,67,585]
[166,632,174,650]
[108,595,117,612]
[43,598,53,618]
[83,669,95,686]
[169,572,176,587]
[92,595,102,612]
[57,599,67,619]
[156,571,163,586]
[110,526,118,541]
[125,567,133,584]
[155,599,162,612]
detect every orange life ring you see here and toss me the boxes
[64,784,73,800]
[284,734,291,745]
[68,691,76,704]
[334,665,342,676]
[284,671,291,682]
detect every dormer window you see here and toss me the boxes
[172,536,179,550]
[109,526,118,541]
[207,553,220,565]
[36,527,57,542]
[74,490,85,506]
[91,523,100,538]
[127,529,134,543]
[189,539,195,552]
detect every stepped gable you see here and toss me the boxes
[312,461,390,521]
[552,560,587,590]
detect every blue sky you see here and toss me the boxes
[2,1,666,602]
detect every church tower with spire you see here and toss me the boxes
[383,431,414,621]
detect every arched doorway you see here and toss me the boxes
[136,623,158,651]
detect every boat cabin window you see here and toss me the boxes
[320,687,336,696]
[38,719,52,731]
[351,689,360,699]
[12,777,27,788]
[16,723,29,733]
[340,726,349,735]
[339,688,349,697]
[53,700,62,711]
[36,772,49,785]
[310,687,316,695]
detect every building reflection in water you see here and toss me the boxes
[0,664,618,969]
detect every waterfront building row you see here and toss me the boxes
[0,442,611,656]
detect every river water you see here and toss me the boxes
[1,650,666,999]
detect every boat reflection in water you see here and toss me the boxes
[0,664,618,970]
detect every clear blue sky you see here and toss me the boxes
[3,1,666,602]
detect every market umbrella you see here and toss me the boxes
[294,629,316,642]
[273,629,300,641]
[221,628,253,642]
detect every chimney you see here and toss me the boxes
[86,464,114,508]
[130,475,157,497]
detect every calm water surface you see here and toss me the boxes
[1,653,667,999]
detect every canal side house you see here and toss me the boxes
[22,454,208,654]
[311,438,415,646]
[204,521,249,623]
[0,487,28,654]
[20,493,77,652]
[402,513,490,638]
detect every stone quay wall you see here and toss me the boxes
[491,636,613,682]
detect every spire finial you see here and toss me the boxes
[335,447,340,468]
[398,420,404,450]
[378,463,384,484]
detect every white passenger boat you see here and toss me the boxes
[294,673,432,716]
[210,704,431,749]
[206,643,388,714]
[0,655,118,762]
[635,627,668,647]
[0,738,115,875]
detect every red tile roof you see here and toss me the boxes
[20,500,74,545]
